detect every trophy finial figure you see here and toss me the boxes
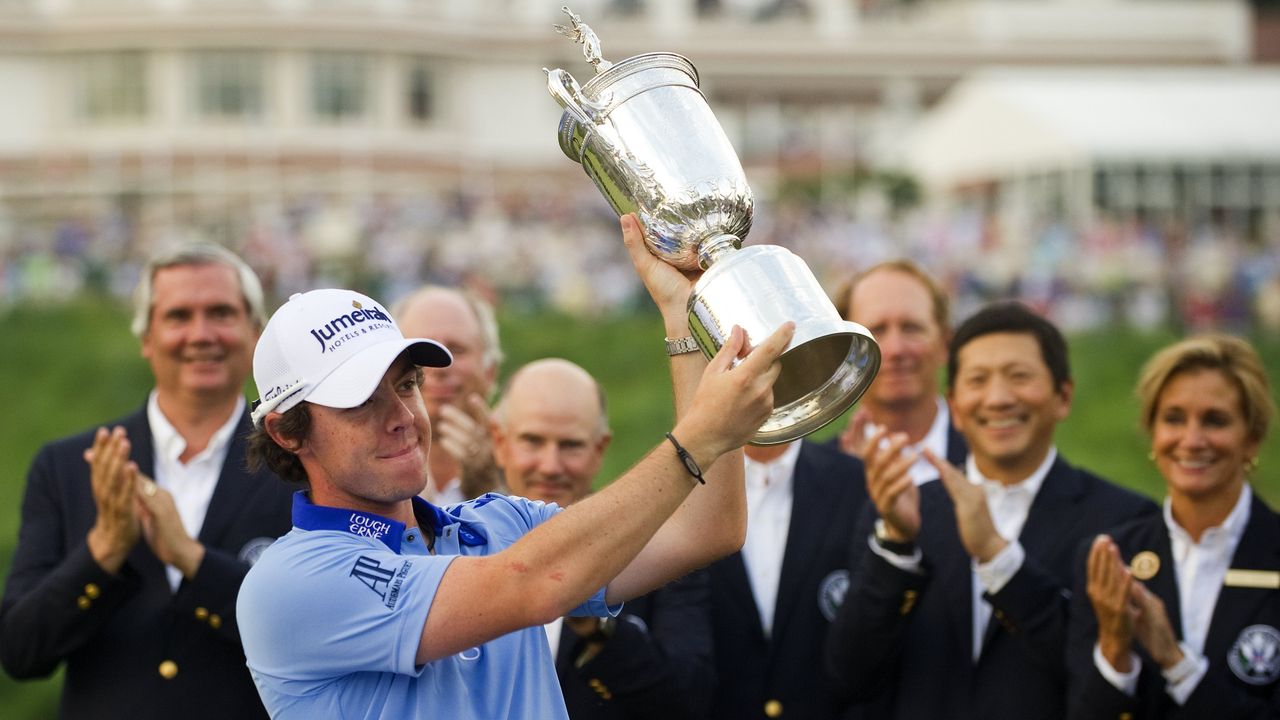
[554,6,613,73]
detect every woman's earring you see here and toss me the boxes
[1147,451,1156,462]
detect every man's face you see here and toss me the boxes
[396,290,496,421]
[848,269,947,413]
[948,332,1071,482]
[492,369,610,508]
[141,263,258,407]
[293,355,432,511]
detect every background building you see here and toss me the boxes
[0,0,1272,329]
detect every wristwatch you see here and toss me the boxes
[873,519,917,555]
[664,336,700,356]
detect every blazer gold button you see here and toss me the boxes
[208,614,222,629]
[764,699,783,717]
[158,660,178,679]
[76,595,91,610]
[899,589,918,615]
[194,607,209,621]
[84,583,101,599]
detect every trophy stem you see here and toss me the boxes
[697,233,742,270]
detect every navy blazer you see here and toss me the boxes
[554,569,714,720]
[827,454,1157,720]
[0,404,296,719]
[707,439,870,720]
[1066,492,1280,719]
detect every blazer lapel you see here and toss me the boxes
[1139,519,1184,644]
[921,484,980,658]
[1203,495,1280,662]
[772,443,833,641]
[555,622,575,675]
[198,411,256,547]
[124,407,156,478]
[1015,457,1082,562]
[980,457,1080,653]
[944,417,969,467]
[720,552,766,641]
[122,405,167,580]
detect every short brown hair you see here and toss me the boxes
[833,259,949,331]
[1136,334,1274,443]
[247,403,313,486]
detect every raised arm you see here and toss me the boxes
[604,212,755,602]
[416,214,791,664]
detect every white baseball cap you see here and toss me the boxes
[251,289,452,427]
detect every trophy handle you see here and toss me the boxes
[544,68,609,125]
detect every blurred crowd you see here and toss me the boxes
[3,183,1279,333]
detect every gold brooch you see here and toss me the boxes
[1130,551,1160,581]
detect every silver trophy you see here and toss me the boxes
[545,7,880,445]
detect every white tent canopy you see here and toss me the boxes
[907,67,1280,189]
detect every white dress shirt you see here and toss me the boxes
[863,396,953,486]
[147,392,243,592]
[742,441,802,637]
[1095,483,1251,703]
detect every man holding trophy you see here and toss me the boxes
[237,215,792,719]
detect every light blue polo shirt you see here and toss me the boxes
[237,491,616,720]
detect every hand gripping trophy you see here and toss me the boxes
[545,7,880,444]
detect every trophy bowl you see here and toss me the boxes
[547,8,880,444]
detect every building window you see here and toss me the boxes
[192,51,266,120]
[311,52,369,122]
[69,51,147,123]
[406,57,435,124]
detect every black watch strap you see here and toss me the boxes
[665,432,706,485]
[874,519,917,555]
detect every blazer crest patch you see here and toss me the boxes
[818,569,850,622]
[1228,624,1280,686]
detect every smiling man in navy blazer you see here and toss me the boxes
[826,301,1157,720]
[0,244,294,719]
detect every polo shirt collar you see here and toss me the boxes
[290,491,487,552]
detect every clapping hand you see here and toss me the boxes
[134,476,206,580]
[864,428,921,543]
[1086,535,1185,672]
[837,407,874,459]
[85,426,140,573]
[926,449,1007,563]
[1086,535,1139,672]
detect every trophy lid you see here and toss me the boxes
[579,53,699,103]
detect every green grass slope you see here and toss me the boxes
[0,298,1276,716]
